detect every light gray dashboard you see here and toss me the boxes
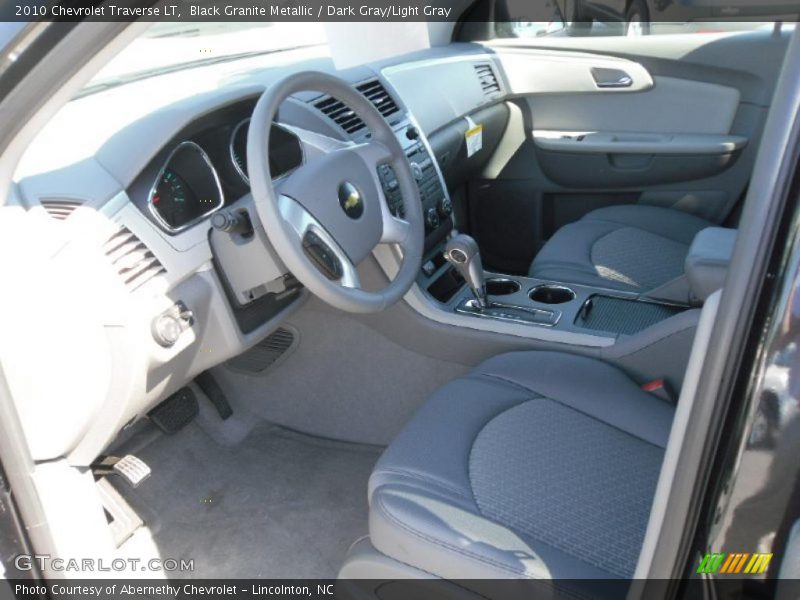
[10,43,509,464]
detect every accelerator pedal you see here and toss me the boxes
[148,387,199,433]
[195,371,233,420]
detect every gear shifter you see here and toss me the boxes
[444,233,487,309]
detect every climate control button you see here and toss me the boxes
[425,207,440,231]
[439,197,453,217]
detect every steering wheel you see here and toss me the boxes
[246,71,425,313]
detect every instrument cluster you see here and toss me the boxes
[144,108,303,233]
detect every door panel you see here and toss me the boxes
[499,50,654,94]
[526,76,740,133]
[468,31,788,273]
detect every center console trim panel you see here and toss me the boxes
[455,297,561,327]
[374,243,616,347]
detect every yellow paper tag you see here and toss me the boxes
[465,124,483,157]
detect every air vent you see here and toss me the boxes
[474,63,501,97]
[313,79,400,136]
[314,96,366,135]
[40,199,82,220]
[103,226,166,291]
[356,79,399,119]
[225,326,298,374]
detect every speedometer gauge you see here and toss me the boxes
[230,119,304,185]
[148,141,224,232]
[230,119,250,184]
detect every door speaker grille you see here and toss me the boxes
[225,326,297,374]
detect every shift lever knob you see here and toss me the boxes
[444,233,487,308]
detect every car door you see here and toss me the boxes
[461,23,789,274]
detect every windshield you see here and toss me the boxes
[85,22,327,90]
[500,20,790,39]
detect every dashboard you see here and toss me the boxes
[116,75,464,341]
[10,44,509,464]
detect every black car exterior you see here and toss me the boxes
[682,164,800,595]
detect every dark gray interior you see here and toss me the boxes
[368,351,673,579]
[465,33,786,275]
[6,18,793,588]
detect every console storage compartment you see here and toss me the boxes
[575,295,686,335]
[427,267,464,303]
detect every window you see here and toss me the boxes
[460,0,798,41]
[503,21,784,39]
[83,23,326,94]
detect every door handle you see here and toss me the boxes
[591,67,634,88]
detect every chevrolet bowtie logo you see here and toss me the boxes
[338,182,364,219]
[344,192,360,211]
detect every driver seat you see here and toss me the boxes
[365,351,674,579]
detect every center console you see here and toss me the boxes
[415,234,689,341]
[377,119,453,247]
[453,276,686,337]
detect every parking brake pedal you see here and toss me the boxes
[195,371,233,420]
[92,455,151,488]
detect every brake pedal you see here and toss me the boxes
[148,387,199,433]
[93,455,151,488]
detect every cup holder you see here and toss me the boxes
[485,278,521,296]
[529,285,576,305]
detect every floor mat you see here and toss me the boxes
[113,421,382,578]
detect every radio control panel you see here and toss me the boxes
[378,122,452,236]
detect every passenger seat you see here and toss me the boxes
[529,205,713,296]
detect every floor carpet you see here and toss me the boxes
[114,421,382,578]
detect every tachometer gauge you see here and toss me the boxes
[148,141,224,232]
